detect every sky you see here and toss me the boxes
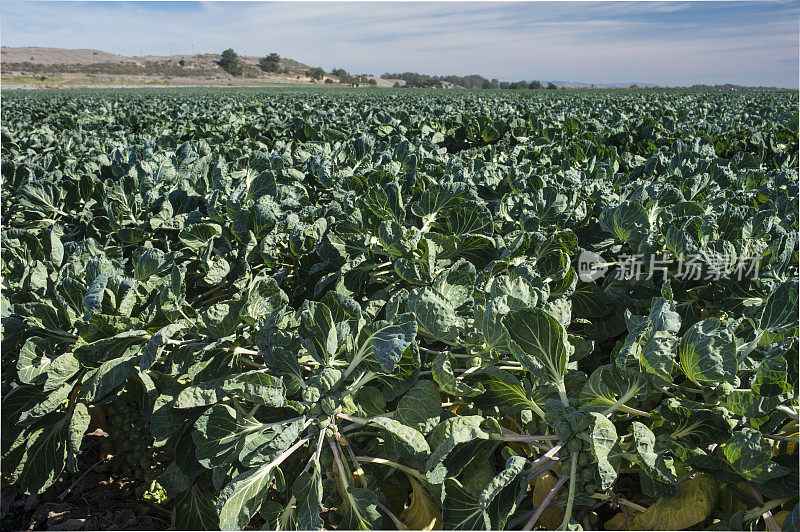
[1,1,798,87]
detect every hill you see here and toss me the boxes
[1,46,400,88]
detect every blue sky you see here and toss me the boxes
[1,1,798,87]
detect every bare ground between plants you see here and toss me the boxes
[1,439,170,532]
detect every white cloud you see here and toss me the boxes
[1,1,797,86]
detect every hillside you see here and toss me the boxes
[1,46,400,88]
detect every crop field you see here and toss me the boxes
[1,87,798,531]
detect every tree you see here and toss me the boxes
[178,58,186,67]
[218,48,243,76]
[259,53,281,73]
[367,78,377,86]
[547,82,558,90]
[529,80,543,90]
[324,78,333,84]
[331,68,353,84]
[305,67,325,80]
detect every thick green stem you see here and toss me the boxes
[354,456,427,482]
[556,378,569,408]
[603,401,651,418]
[558,452,578,531]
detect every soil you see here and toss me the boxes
[1,436,171,532]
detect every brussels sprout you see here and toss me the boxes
[556,422,572,442]
[321,396,338,415]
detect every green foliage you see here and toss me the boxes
[305,67,325,80]
[1,87,797,531]
[218,48,243,76]
[259,52,281,73]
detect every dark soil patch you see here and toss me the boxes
[1,438,170,531]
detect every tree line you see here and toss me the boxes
[218,50,560,89]
[382,72,558,89]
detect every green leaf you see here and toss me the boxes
[338,487,381,530]
[434,258,476,309]
[83,354,138,402]
[431,352,483,397]
[217,460,282,530]
[193,404,262,469]
[173,479,220,530]
[760,280,799,332]
[426,416,489,476]
[410,182,472,225]
[358,313,417,374]
[66,404,91,473]
[246,277,288,322]
[179,223,222,250]
[628,422,679,498]
[72,330,148,365]
[13,414,70,494]
[394,379,442,434]
[44,353,80,391]
[299,301,337,365]
[580,364,646,414]
[600,201,649,245]
[199,299,244,340]
[478,455,526,509]
[467,367,535,415]
[17,337,56,385]
[406,288,460,345]
[371,417,430,460]
[141,323,184,370]
[678,319,737,385]
[134,248,167,281]
[723,427,786,482]
[588,412,621,490]
[504,306,569,382]
[82,273,109,319]
[203,257,230,285]
[442,478,485,530]
[292,466,324,530]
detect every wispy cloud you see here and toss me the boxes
[1,1,797,87]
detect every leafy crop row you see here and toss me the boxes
[1,88,798,530]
